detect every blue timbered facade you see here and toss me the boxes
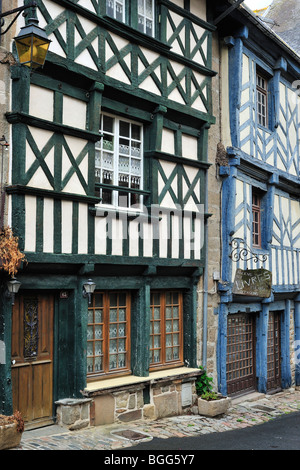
[0,0,216,428]
[214,2,300,396]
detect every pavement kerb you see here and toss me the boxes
[10,387,300,450]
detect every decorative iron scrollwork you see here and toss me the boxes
[24,298,39,359]
[229,238,268,264]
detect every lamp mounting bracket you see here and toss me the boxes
[0,1,37,36]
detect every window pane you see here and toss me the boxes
[120,120,130,137]
[96,114,143,209]
[256,73,268,128]
[252,192,262,247]
[103,115,114,133]
[87,291,130,376]
[110,293,118,307]
[106,0,125,22]
[138,0,154,36]
[150,291,183,368]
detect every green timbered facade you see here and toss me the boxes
[1,0,215,427]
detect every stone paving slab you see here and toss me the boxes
[9,388,300,451]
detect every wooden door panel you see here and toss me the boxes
[12,365,31,422]
[226,313,256,396]
[11,294,54,429]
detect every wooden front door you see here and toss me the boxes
[11,293,54,430]
[226,313,257,396]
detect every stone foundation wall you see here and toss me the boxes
[89,377,199,426]
[55,398,92,430]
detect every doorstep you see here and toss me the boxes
[230,392,266,405]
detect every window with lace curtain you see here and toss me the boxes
[137,0,155,37]
[149,291,184,370]
[106,0,155,37]
[87,292,131,376]
[106,0,126,22]
[95,113,143,209]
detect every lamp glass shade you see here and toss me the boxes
[14,20,51,69]
[83,279,96,294]
[7,278,21,294]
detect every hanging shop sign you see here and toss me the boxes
[233,268,272,297]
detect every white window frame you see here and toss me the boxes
[256,73,268,128]
[106,0,126,23]
[95,113,144,210]
[138,0,155,38]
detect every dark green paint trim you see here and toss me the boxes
[6,112,100,143]
[11,193,25,251]
[101,98,153,123]
[61,137,90,195]
[88,82,104,133]
[23,252,205,268]
[6,185,100,205]
[46,0,216,76]
[53,90,63,124]
[10,124,27,185]
[36,197,44,253]
[88,206,95,255]
[131,284,151,376]
[42,54,215,125]
[0,290,13,415]
[31,73,90,102]
[145,150,211,169]
[11,65,31,114]
[72,202,79,254]
[75,278,89,395]
[54,199,62,254]
[25,128,55,188]
[159,0,216,32]
[16,272,199,292]
[183,283,198,368]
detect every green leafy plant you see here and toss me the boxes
[195,366,214,396]
[200,391,220,401]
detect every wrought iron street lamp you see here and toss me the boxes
[0,1,51,69]
[82,279,96,306]
[14,16,51,69]
[6,277,21,305]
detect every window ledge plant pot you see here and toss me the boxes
[198,395,231,417]
[0,413,24,450]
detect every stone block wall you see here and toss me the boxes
[88,377,199,426]
[55,398,92,430]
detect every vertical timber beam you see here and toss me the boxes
[281,300,292,389]
[0,289,13,415]
[256,303,269,393]
[131,281,151,376]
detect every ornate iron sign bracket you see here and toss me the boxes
[229,237,268,264]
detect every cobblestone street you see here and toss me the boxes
[9,388,300,450]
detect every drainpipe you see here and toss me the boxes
[202,177,209,368]
[202,122,211,368]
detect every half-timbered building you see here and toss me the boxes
[0,0,217,428]
[213,1,300,397]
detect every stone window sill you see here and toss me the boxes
[83,367,202,397]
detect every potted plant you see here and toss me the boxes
[0,226,26,276]
[0,411,24,450]
[196,366,231,417]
